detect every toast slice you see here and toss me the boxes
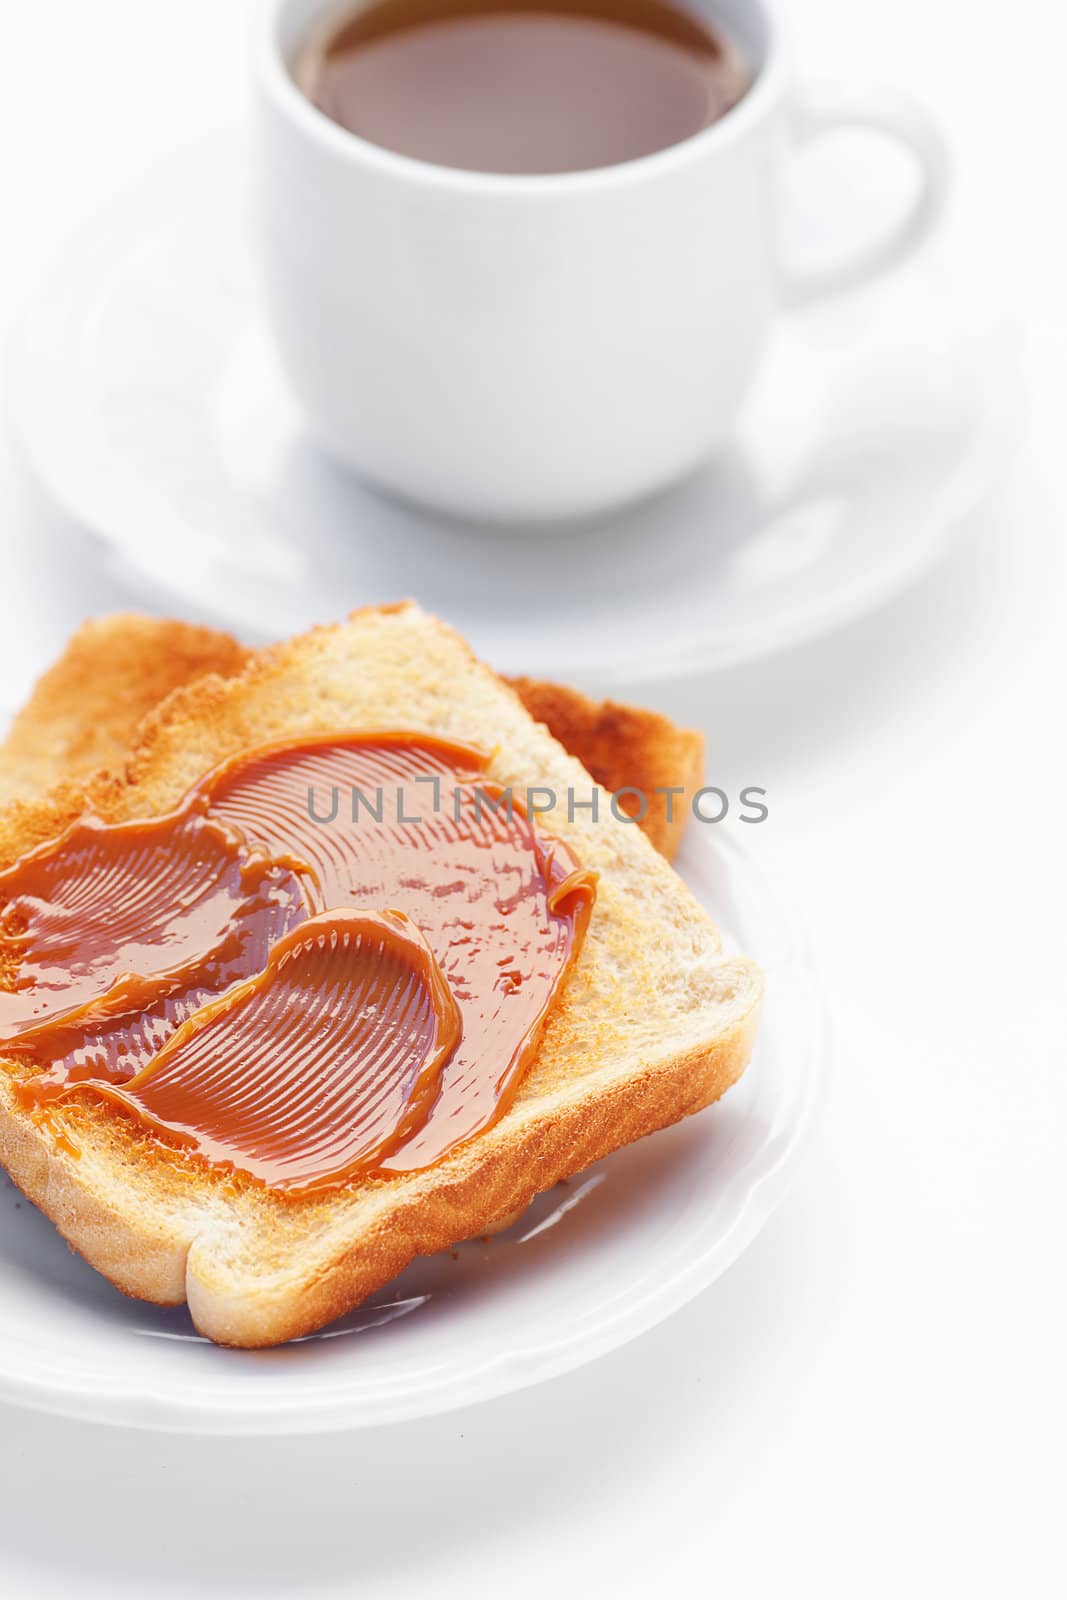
[0,615,704,860]
[508,675,704,860]
[0,604,760,1347]
[0,615,249,805]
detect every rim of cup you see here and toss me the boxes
[255,0,790,196]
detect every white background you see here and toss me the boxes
[0,1,1064,1595]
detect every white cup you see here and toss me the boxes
[255,0,949,523]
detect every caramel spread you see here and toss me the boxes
[0,735,596,1193]
[87,911,463,1193]
[0,805,307,1085]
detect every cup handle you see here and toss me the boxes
[783,83,951,306]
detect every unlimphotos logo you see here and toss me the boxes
[306,780,769,827]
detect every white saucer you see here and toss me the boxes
[7,137,1017,682]
[0,823,823,1435]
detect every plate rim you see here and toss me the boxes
[0,826,828,1435]
[3,134,1025,684]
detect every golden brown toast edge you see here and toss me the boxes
[0,615,248,803]
[0,616,704,859]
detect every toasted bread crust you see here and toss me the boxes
[0,617,703,860]
[0,606,760,1346]
[0,1011,755,1347]
[507,676,704,860]
[0,616,249,805]
[0,1082,192,1306]
[188,1020,757,1347]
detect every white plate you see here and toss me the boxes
[0,823,824,1435]
[7,137,1018,683]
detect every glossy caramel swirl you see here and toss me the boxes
[204,736,596,1167]
[0,805,306,1077]
[86,911,462,1194]
[2,735,596,1191]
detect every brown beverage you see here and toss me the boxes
[294,0,752,175]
